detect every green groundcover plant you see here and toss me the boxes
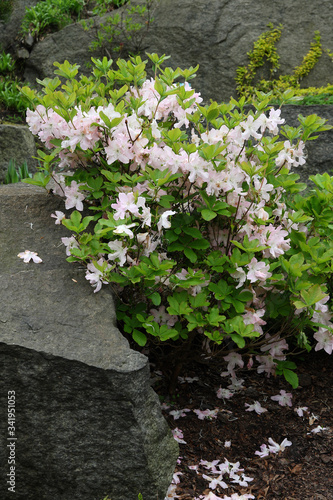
[236,24,333,105]
[20,54,333,387]
[20,0,86,39]
[0,51,29,118]
[3,159,32,184]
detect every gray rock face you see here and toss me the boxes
[0,124,38,183]
[0,183,178,500]
[0,0,39,51]
[23,0,333,103]
[23,19,102,84]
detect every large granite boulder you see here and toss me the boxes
[0,0,39,52]
[0,183,178,500]
[23,0,333,103]
[0,124,38,182]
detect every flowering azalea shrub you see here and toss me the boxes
[21,54,333,386]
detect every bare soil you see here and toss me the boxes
[152,350,333,500]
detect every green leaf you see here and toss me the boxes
[184,247,197,263]
[201,209,217,221]
[283,369,299,389]
[300,285,327,307]
[229,333,246,348]
[150,292,161,306]
[190,239,210,250]
[183,227,203,239]
[22,172,51,188]
[132,329,147,347]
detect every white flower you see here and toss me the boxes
[271,389,293,407]
[268,437,292,453]
[61,236,79,257]
[255,443,270,458]
[245,401,267,414]
[172,428,186,444]
[113,223,136,238]
[107,240,128,266]
[157,210,176,232]
[169,409,191,420]
[216,388,234,400]
[17,250,42,263]
[193,408,219,420]
[294,406,308,417]
[51,211,65,224]
[230,266,247,289]
[313,327,333,355]
[202,473,228,490]
[309,425,329,434]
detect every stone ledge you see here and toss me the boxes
[0,183,178,500]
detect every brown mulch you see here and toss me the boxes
[151,350,333,500]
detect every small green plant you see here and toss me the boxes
[21,0,86,39]
[0,51,30,118]
[0,51,16,75]
[85,0,156,58]
[236,24,329,102]
[92,0,128,15]
[3,160,32,184]
[0,80,29,115]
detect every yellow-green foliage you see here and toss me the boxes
[236,24,330,100]
[236,23,283,97]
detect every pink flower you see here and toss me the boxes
[64,181,85,211]
[271,390,293,407]
[243,308,267,335]
[230,472,253,487]
[230,267,247,289]
[107,240,128,266]
[260,335,288,360]
[254,443,270,458]
[223,352,244,374]
[256,354,277,377]
[172,428,186,444]
[113,223,136,238]
[199,459,220,472]
[294,406,308,417]
[17,250,42,263]
[157,210,176,232]
[313,327,333,355]
[240,115,262,140]
[172,472,182,484]
[246,257,272,283]
[310,425,328,434]
[245,401,267,414]
[61,236,79,257]
[111,192,145,220]
[51,211,65,224]
[193,408,219,420]
[202,474,228,490]
[216,388,234,400]
[85,258,111,293]
[150,305,178,326]
[268,437,292,453]
[169,409,191,420]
